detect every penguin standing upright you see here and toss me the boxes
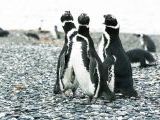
[70,13,115,102]
[97,14,138,97]
[126,48,156,68]
[54,11,78,95]
[134,34,156,52]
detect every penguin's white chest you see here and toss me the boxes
[139,37,144,45]
[97,37,105,62]
[107,65,115,92]
[70,39,95,96]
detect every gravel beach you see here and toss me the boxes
[0,31,159,120]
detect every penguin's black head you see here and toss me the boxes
[60,11,73,22]
[78,13,90,25]
[103,14,119,28]
[133,33,141,38]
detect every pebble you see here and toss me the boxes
[0,112,6,118]
[0,33,160,119]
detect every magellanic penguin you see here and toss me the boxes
[70,13,115,102]
[134,33,156,52]
[126,48,156,68]
[54,11,78,95]
[97,14,138,97]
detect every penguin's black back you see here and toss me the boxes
[143,34,156,52]
[54,11,77,94]
[126,48,156,63]
[106,36,132,77]
[102,14,137,97]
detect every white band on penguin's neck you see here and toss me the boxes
[105,23,120,29]
[79,24,89,28]
[112,55,117,62]
[62,20,74,26]
[67,28,77,38]
[103,31,110,49]
[77,34,88,41]
[140,34,143,38]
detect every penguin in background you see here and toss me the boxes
[134,33,156,52]
[97,14,138,97]
[126,48,156,68]
[54,11,78,95]
[70,13,115,102]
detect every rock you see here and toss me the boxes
[19,114,34,120]
[0,35,160,119]
[0,112,6,118]
[10,118,17,120]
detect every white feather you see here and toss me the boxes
[67,28,77,39]
[113,55,117,62]
[144,45,148,51]
[60,67,74,91]
[70,36,95,96]
[103,31,111,50]
[107,65,115,92]
[59,28,78,91]
[139,34,144,45]
[79,24,89,28]
[97,35,105,62]
[145,59,149,64]
[107,55,116,92]
[97,32,110,62]
[77,34,89,51]
[62,20,74,27]
[66,28,77,54]
[105,22,120,29]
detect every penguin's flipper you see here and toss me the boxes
[103,55,116,70]
[89,54,99,85]
[89,55,115,102]
[54,46,68,94]
[102,55,116,93]
[139,58,147,68]
[59,52,66,79]
[54,52,66,94]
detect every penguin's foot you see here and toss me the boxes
[139,65,146,68]
[88,96,93,104]
[120,88,138,98]
[107,93,116,102]
[72,92,76,98]
[53,84,62,94]
[140,63,157,68]
[72,88,78,98]
[102,91,116,102]
[91,97,97,104]
[79,94,86,99]
[147,63,157,67]
[85,96,97,105]
[80,96,93,105]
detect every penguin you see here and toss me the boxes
[97,14,138,97]
[70,13,115,102]
[53,11,78,96]
[134,33,156,52]
[0,28,9,37]
[126,48,156,68]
